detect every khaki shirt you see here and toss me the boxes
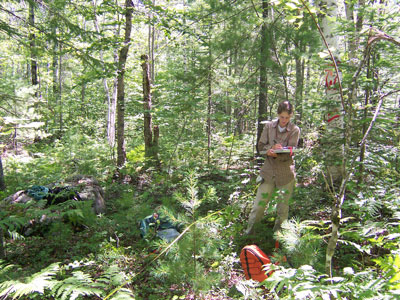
[258,120,300,187]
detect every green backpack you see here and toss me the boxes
[139,213,180,242]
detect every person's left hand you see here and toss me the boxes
[267,148,278,157]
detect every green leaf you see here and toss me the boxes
[285,2,299,10]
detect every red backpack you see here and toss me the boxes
[240,245,273,282]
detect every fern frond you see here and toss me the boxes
[97,265,128,286]
[108,288,135,299]
[0,263,60,299]
[0,260,17,281]
[52,270,104,300]
[7,230,25,241]
[0,215,29,232]
[52,199,81,210]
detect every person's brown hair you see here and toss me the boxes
[277,101,293,115]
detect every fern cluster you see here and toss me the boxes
[262,263,399,300]
[0,260,135,300]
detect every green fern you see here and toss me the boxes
[267,263,397,299]
[0,263,59,299]
[0,213,29,233]
[107,288,136,300]
[97,264,129,287]
[0,259,136,300]
[0,260,17,282]
[52,270,104,300]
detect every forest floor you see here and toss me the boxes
[0,145,375,299]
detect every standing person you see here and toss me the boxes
[246,101,300,235]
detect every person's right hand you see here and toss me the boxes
[272,143,283,150]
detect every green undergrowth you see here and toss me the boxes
[0,138,399,299]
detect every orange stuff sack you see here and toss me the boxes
[240,245,272,282]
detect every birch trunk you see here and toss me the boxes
[317,0,344,276]
[93,0,117,147]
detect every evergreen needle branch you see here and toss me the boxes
[321,170,337,200]
[298,0,345,111]
[250,0,260,18]
[0,5,102,69]
[271,39,289,100]
[347,29,400,109]
[103,209,225,300]
[340,88,398,194]
[185,1,252,27]
[167,116,188,176]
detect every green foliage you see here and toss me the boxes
[52,270,104,300]
[374,254,400,293]
[276,219,325,270]
[262,263,398,300]
[0,0,399,299]
[3,132,113,192]
[0,262,60,299]
[0,260,135,300]
[150,171,224,293]
[126,144,146,165]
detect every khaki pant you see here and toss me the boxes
[246,179,295,234]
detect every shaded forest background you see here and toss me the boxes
[0,0,399,299]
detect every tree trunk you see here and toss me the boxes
[116,0,134,167]
[396,96,400,172]
[111,59,118,147]
[358,54,371,183]
[28,2,38,97]
[0,228,4,259]
[345,0,364,60]
[93,0,116,147]
[225,52,233,135]
[207,45,212,166]
[344,0,366,183]
[141,54,159,162]
[81,68,87,116]
[256,0,269,155]
[58,45,63,135]
[320,11,400,276]
[317,0,344,277]
[148,0,156,84]
[0,156,5,191]
[52,34,59,135]
[294,42,304,125]
[320,0,343,188]
[0,155,4,258]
